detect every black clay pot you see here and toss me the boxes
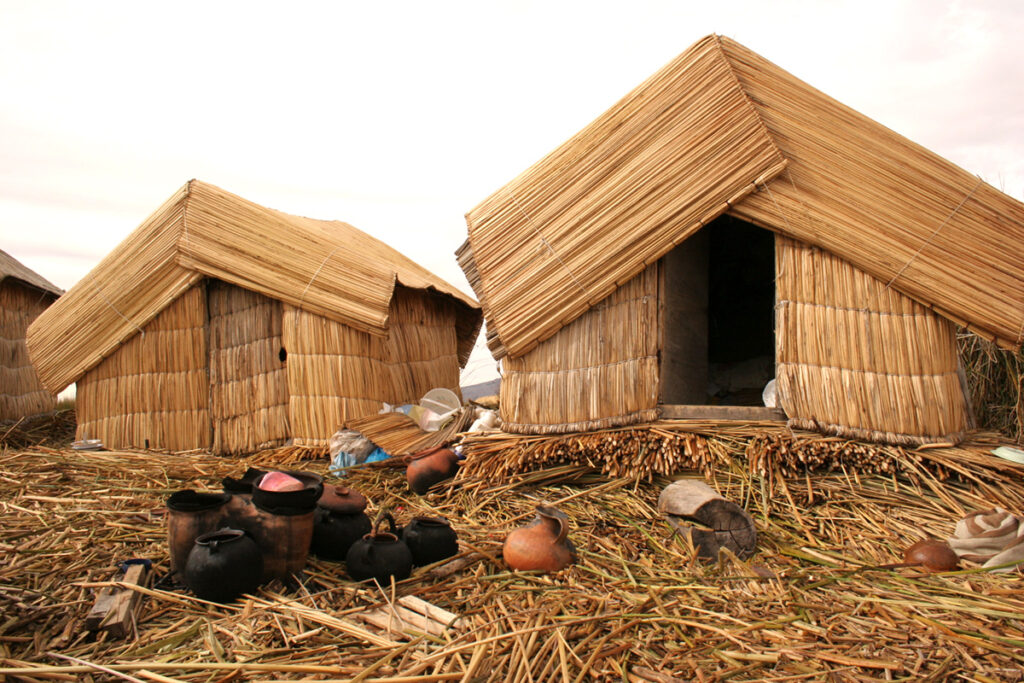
[251,470,323,514]
[311,508,372,561]
[166,490,231,577]
[221,467,268,494]
[345,512,413,584]
[401,516,459,566]
[184,528,263,603]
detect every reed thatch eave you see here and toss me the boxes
[26,180,482,393]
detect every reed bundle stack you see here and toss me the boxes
[458,34,1024,448]
[458,419,1016,487]
[0,249,62,422]
[26,181,481,454]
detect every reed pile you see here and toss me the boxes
[2,425,1023,680]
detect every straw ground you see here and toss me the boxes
[1,421,1023,681]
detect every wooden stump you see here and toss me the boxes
[659,480,757,560]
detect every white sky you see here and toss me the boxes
[2,0,1022,385]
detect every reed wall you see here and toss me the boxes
[76,285,210,451]
[207,281,289,455]
[775,236,970,445]
[285,287,462,447]
[500,266,660,433]
[0,282,57,421]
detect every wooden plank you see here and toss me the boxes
[659,404,785,421]
[86,562,150,639]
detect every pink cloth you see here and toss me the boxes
[257,471,304,492]
[947,508,1024,572]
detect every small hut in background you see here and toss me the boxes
[27,180,482,454]
[458,34,1024,447]
[0,250,62,422]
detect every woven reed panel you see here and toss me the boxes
[775,237,970,446]
[720,37,1024,351]
[284,287,462,447]
[208,281,289,455]
[465,34,786,360]
[0,281,58,421]
[76,285,210,451]
[500,266,660,434]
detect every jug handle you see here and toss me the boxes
[371,509,398,537]
[538,506,569,544]
[553,516,568,544]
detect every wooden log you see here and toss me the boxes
[659,404,786,421]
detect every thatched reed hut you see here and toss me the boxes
[27,181,482,454]
[0,250,62,422]
[458,34,1024,447]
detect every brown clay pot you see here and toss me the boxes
[223,492,264,538]
[254,506,315,582]
[166,491,231,577]
[406,447,459,494]
[318,485,368,514]
[903,539,959,572]
[502,505,576,573]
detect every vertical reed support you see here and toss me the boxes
[775,236,970,445]
[76,285,210,451]
[207,281,289,455]
[0,281,58,421]
[500,266,661,434]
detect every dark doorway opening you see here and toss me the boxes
[660,215,775,406]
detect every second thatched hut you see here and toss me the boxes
[27,180,482,454]
[458,34,1024,447]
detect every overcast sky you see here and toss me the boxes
[2,0,1022,384]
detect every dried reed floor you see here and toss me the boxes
[1,440,1023,682]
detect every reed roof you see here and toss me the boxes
[27,180,481,393]
[0,248,62,298]
[464,34,1024,358]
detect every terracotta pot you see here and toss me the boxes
[318,485,368,514]
[311,508,372,561]
[406,447,459,494]
[904,539,959,572]
[503,505,576,573]
[401,516,459,566]
[184,528,263,603]
[166,490,231,577]
[345,512,413,584]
